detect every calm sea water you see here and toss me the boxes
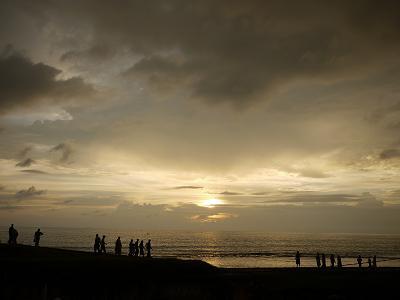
[1,227,400,268]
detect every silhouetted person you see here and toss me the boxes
[145,239,152,258]
[373,255,377,268]
[321,253,326,268]
[134,239,139,257]
[94,234,101,253]
[337,255,342,268]
[316,253,321,268]
[129,239,134,256]
[357,255,362,268]
[330,254,335,268]
[8,224,18,246]
[101,235,107,254]
[139,240,145,257]
[295,251,301,267]
[33,228,43,247]
[368,257,372,268]
[115,237,122,255]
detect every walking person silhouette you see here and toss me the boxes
[330,254,335,268]
[321,253,326,268]
[373,255,377,268]
[357,255,362,268]
[139,240,145,257]
[33,228,43,247]
[101,235,107,254]
[134,239,139,257]
[94,234,101,253]
[316,253,321,268]
[337,255,342,268]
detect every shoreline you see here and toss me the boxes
[1,243,400,299]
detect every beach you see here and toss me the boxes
[1,243,399,299]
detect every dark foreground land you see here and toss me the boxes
[1,244,399,299]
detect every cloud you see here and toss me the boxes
[356,192,383,208]
[20,169,48,174]
[171,185,203,190]
[218,191,242,196]
[15,186,46,198]
[26,0,399,107]
[0,47,95,115]
[60,44,116,63]
[18,146,32,159]
[15,158,35,167]
[50,143,73,163]
[380,149,400,159]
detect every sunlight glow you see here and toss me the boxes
[200,198,224,208]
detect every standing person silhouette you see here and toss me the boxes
[33,228,43,247]
[368,257,372,268]
[8,224,18,246]
[100,235,107,254]
[357,255,362,268]
[94,234,101,253]
[316,253,321,268]
[321,253,326,268]
[129,239,134,256]
[139,240,145,257]
[295,251,301,268]
[337,255,342,268]
[373,255,377,268]
[115,237,122,255]
[330,254,335,268]
[134,239,139,257]
[145,239,152,258]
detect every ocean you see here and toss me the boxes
[1,227,400,268]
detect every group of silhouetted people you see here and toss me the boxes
[315,253,342,268]
[356,255,377,268]
[7,224,43,247]
[295,251,378,268]
[93,234,152,257]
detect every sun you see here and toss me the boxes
[200,198,224,208]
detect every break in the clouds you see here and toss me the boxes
[0,0,400,231]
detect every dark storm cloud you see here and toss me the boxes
[380,149,400,160]
[18,0,400,107]
[15,186,46,198]
[50,143,73,163]
[15,158,35,167]
[0,48,95,114]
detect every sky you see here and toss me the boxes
[1,0,400,233]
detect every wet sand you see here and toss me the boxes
[1,243,399,299]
